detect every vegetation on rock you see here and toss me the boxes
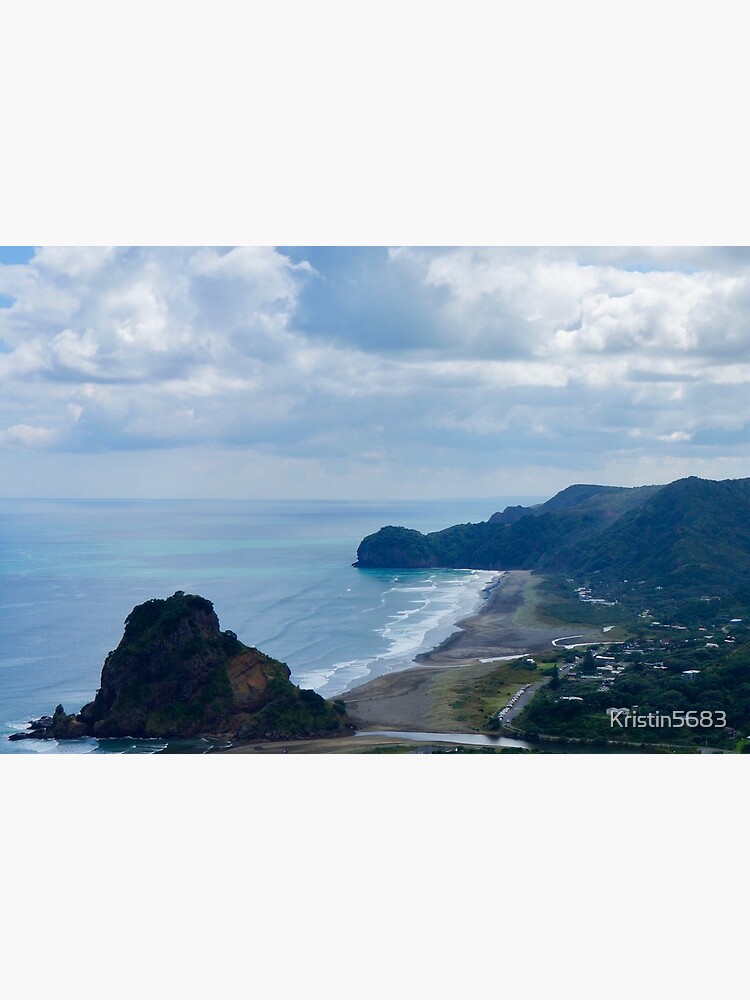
[355,476,750,606]
[14,592,353,743]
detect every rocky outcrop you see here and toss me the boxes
[354,525,441,569]
[10,592,353,744]
[52,704,90,739]
[8,705,91,741]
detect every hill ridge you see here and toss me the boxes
[355,476,750,605]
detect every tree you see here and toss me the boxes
[581,650,596,674]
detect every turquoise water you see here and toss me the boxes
[0,497,537,753]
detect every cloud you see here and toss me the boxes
[1,246,750,498]
[0,423,60,447]
[0,247,307,384]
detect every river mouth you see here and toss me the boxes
[354,729,661,753]
[355,729,532,749]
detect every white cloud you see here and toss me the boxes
[657,431,692,442]
[0,423,59,447]
[1,246,750,497]
[33,246,119,279]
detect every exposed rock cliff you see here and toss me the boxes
[11,592,352,743]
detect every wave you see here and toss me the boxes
[307,569,498,696]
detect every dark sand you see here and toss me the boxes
[225,733,415,754]
[226,570,606,751]
[340,570,603,733]
[416,569,576,665]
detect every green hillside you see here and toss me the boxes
[575,477,750,595]
[355,477,750,607]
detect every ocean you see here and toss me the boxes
[0,496,539,753]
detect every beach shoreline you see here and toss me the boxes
[414,569,570,665]
[226,569,606,751]
[338,569,570,733]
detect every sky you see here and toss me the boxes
[1,245,750,500]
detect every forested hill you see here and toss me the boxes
[355,477,750,601]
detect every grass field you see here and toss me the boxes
[427,659,541,731]
[520,574,633,642]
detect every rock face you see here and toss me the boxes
[11,592,352,743]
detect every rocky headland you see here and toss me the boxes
[354,476,750,602]
[10,591,352,744]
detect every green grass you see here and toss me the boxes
[531,575,633,632]
[428,661,540,731]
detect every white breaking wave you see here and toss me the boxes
[308,570,500,696]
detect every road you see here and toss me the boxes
[501,662,575,725]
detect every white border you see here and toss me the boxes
[2,1,745,994]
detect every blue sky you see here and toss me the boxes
[1,245,749,499]
[0,248,34,265]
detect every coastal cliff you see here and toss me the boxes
[355,476,750,600]
[11,592,352,743]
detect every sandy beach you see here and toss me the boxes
[226,570,605,751]
[415,570,581,665]
[339,570,599,733]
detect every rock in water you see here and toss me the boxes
[12,592,352,743]
[52,704,90,739]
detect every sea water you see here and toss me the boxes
[0,497,538,753]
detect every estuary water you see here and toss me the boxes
[0,496,538,753]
